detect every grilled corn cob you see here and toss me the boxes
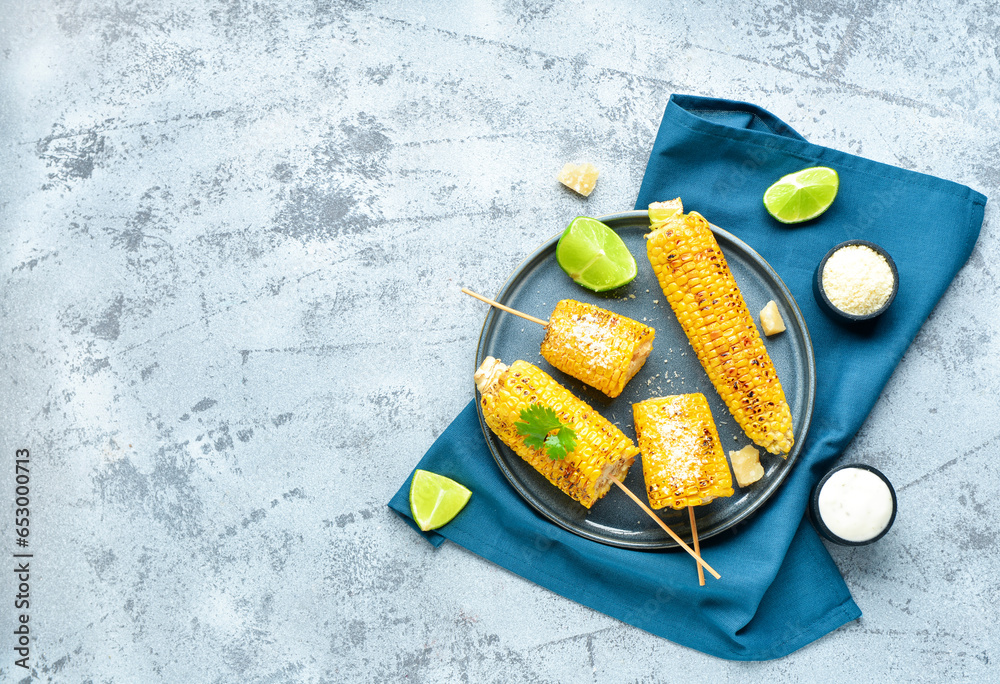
[633,394,734,510]
[475,357,638,508]
[540,299,655,398]
[646,199,794,455]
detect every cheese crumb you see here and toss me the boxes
[822,245,894,315]
[729,445,764,487]
[759,300,786,336]
[557,162,599,196]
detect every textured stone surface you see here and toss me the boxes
[0,1,996,681]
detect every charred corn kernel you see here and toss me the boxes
[540,300,655,398]
[646,200,794,455]
[475,357,638,508]
[633,394,734,510]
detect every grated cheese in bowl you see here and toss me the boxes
[820,243,896,317]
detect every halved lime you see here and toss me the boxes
[409,469,472,531]
[555,216,637,292]
[763,166,840,224]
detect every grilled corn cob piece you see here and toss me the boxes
[633,394,734,510]
[540,299,655,398]
[646,199,794,455]
[475,357,638,508]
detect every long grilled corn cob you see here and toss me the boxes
[475,357,637,508]
[633,394,734,510]
[540,299,655,398]
[646,199,794,455]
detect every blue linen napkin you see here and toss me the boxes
[388,94,987,660]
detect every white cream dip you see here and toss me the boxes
[817,468,894,542]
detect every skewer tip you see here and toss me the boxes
[611,478,720,580]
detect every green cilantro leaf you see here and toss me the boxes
[515,404,577,461]
[543,432,576,460]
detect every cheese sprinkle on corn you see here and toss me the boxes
[540,300,654,398]
[633,394,733,510]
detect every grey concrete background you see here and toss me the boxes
[0,0,997,682]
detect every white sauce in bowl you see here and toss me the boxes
[817,468,894,542]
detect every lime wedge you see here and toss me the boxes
[763,166,839,224]
[555,216,637,292]
[409,469,472,531]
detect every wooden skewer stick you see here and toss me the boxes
[611,478,720,580]
[461,288,550,327]
[688,506,705,586]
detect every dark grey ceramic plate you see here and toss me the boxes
[474,210,815,550]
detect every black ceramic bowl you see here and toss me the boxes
[809,463,897,546]
[814,240,898,321]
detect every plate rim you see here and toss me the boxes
[473,209,816,550]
